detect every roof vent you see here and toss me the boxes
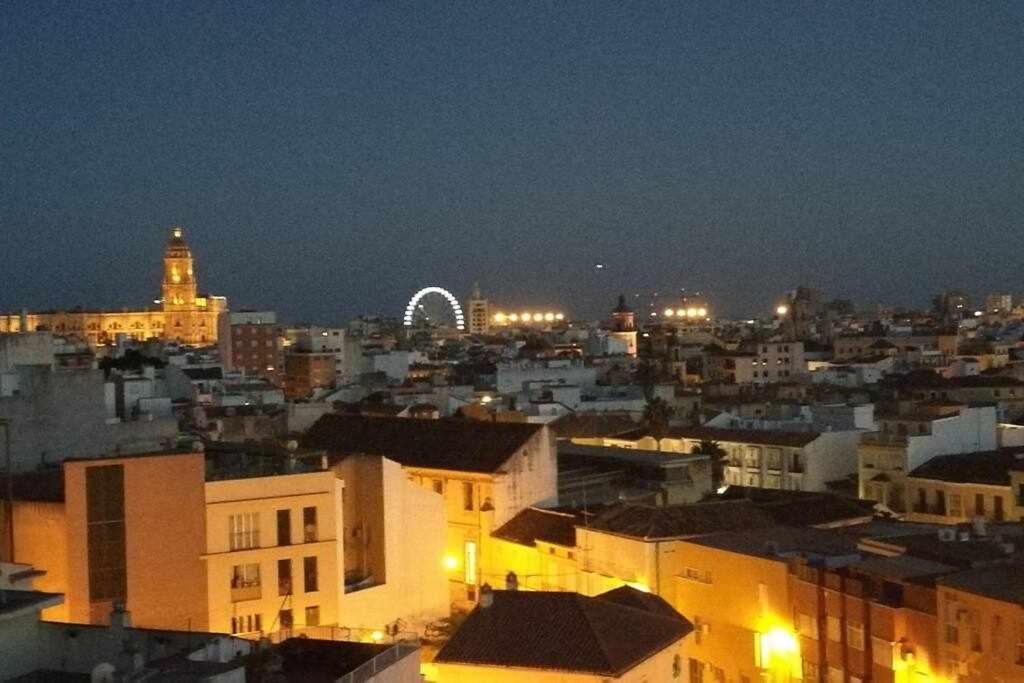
[479,583,494,608]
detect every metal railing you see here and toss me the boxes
[338,643,420,683]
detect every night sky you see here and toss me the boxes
[3,3,1023,322]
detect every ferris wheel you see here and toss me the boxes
[403,286,466,331]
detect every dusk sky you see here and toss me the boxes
[3,2,1023,322]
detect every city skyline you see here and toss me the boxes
[4,3,1024,321]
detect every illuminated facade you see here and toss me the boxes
[0,227,226,346]
[490,310,565,327]
[467,283,490,335]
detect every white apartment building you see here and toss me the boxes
[204,458,449,639]
[589,425,861,493]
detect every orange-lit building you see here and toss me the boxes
[218,310,284,384]
[0,227,226,346]
[3,450,209,629]
[283,351,337,398]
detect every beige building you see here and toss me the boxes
[0,227,226,346]
[904,447,1024,524]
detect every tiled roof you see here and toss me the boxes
[549,412,639,439]
[908,447,1024,486]
[435,588,691,676]
[491,508,581,548]
[712,487,876,527]
[687,526,860,560]
[585,500,776,540]
[597,586,687,623]
[303,414,544,474]
[614,426,821,448]
[938,564,1024,604]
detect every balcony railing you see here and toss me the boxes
[231,583,262,602]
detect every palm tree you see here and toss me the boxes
[642,397,673,441]
[691,439,727,491]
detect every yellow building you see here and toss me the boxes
[904,448,1022,524]
[937,565,1024,681]
[304,415,558,605]
[0,227,226,346]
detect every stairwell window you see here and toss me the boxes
[462,482,475,511]
[229,513,260,551]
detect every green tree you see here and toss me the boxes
[691,439,727,491]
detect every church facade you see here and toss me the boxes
[0,227,227,346]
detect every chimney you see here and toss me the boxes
[110,602,133,628]
[479,583,494,608]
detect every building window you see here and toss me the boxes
[948,494,963,518]
[462,482,475,511]
[827,616,841,642]
[305,605,320,627]
[278,559,292,596]
[303,556,318,593]
[303,506,318,543]
[231,563,261,602]
[797,612,818,639]
[995,496,1005,521]
[689,659,704,683]
[847,624,865,650]
[279,608,293,630]
[432,479,444,495]
[231,613,262,635]
[464,540,477,585]
[975,493,985,517]
[229,512,260,551]
[277,509,292,546]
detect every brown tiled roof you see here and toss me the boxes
[435,588,691,676]
[491,508,581,548]
[712,487,876,527]
[303,414,544,474]
[585,500,776,540]
[597,586,687,623]
[549,412,638,439]
[614,426,820,448]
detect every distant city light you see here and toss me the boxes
[544,312,555,322]
[776,305,789,316]
[555,313,565,321]
[697,307,708,317]
[664,308,675,317]
[509,313,519,322]
[493,312,506,323]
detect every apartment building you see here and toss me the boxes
[304,414,557,603]
[587,425,862,493]
[904,447,1024,524]
[217,310,284,384]
[859,403,998,512]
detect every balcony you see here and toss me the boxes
[231,583,262,603]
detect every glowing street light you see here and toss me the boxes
[664,308,675,317]
[776,305,789,316]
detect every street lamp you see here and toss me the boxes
[775,305,789,317]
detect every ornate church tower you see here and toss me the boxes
[162,227,197,308]
[162,226,198,342]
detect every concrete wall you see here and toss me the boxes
[10,501,69,622]
[0,367,177,472]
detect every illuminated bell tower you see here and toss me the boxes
[609,294,638,357]
[162,226,197,340]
